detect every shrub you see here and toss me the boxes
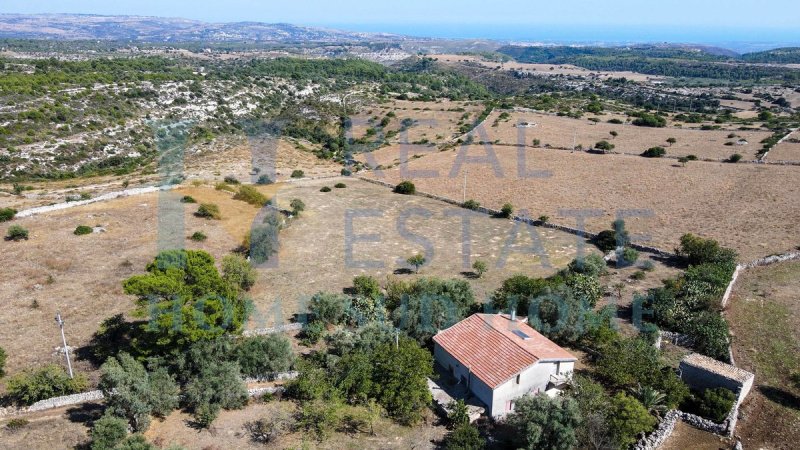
[632,113,667,128]
[334,182,347,189]
[630,270,646,280]
[223,176,240,184]
[639,260,655,272]
[309,292,350,325]
[506,395,580,450]
[608,393,657,447]
[300,321,326,345]
[90,414,128,450]
[290,170,305,178]
[538,215,549,224]
[462,199,480,210]
[195,203,221,220]
[353,275,381,299]
[595,140,615,151]
[641,146,666,158]
[235,334,295,378]
[567,254,607,277]
[256,175,273,185]
[500,203,513,218]
[222,254,257,291]
[445,424,485,450]
[727,153,743,163]
[215,182,236,192]
[0,345,5,377]
[406,253,426,273]
[247,224,280,264]
[0,207,16,222]
[290,198,305,216]
[5,225,28,241]
[593,230,618,252]
[180,195,196,203]
[190,231,207,242]
[5,418,29,432]
[621,247,640,265]
[184,361,248,428]
[74,225,93,236]
[686,154,698,161]
[6,364,88,405]
[234,185,269,206]
[341,168,352,176]
[320,186,332,192]
[472,260,488,278]
[393,180,416,195]
[640,322,660,345]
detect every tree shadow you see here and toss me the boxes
[460,271,479,280]
[66,403,105,425]
[75,314,145,367]
[393,268,413,275]
[759,385,800,411]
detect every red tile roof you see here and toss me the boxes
[433,314,576,389]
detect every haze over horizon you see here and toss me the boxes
[1,0,800,52]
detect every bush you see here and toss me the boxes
[472,260,488,278]
[593,230,618,252]
[506,395,580,450]
[5,225,29,241]
[309,292,350,325]
[74,225,93,236]
[640,322,660,345]
[215,182,236,192]
[406,253,426,273]
[676,234,737,267]
[639,260,655,271]
[180,195,196,203]
[184,361,248,427]
[256,175,273,185]
[567,254,607,277]
[0,207,16,222]
[290,198,305,215]
[334,182,347,189]
[630,270,646,280]
[235,334,295,378]
[632,113,667,128]
[538,215,549,224]
[195,203,221,220]
[300,321,326,345]
[393,180,416,195]
[445,424,485,450]
[233,185,269,206]
[594,140,615,151]
[500,203,513,218]
[462,199,480,210]
[222,254,257,291]
[0,345,5,377]
[5,418,29,432]
[90,413,128,450]
[320,186,332,192]
[190,231,207,242]
[341,168,352,176]
[6,364,88,405]
[223,176,240,184]
[641,146,666,158]
[727,153,743,163]
[608,392,657,447]
[621,247,640,265]
[353,275,381,299]
[291,170,305,178]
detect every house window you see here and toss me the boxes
[516,374,521,384]
[507,400,515,411]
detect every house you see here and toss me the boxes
[432,313,577,418]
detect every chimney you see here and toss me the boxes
[510,308,516,321]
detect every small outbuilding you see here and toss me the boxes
[432,313,577,418]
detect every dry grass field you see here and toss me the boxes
[726,260,800,449]
[363,146,800,261]
[767,130,800,162]
[431,54,662,82]
[0,176,592,378]
[476,110,773,161]
[660,420,735,450]
[248,177,587,327]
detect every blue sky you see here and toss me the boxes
[1,0,799,46]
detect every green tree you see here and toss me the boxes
[500,203,514,218]
[353,275,381,299]
[632,384,667,417]
[309,291,350,325]
[472,260,488,278]
[184,361,248,427]
[678,156,689,167]
[447,399,470,429]
[372,339,433,425]
[235,334,295,378]
[90,413,129,450]
[506,395,580,450]
[222,254,257,291]
[608,392,657,448]
[406,253,427,273]
[393,180,416,195]
[122,250,250,355]
[99,353,179,431]
[667,137,677,146]
[594,140,615,151]
[445,424,485,450]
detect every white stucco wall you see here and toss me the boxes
[489,360,574,417]
[433,343,575,418]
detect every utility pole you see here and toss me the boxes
[55,312,73,379]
